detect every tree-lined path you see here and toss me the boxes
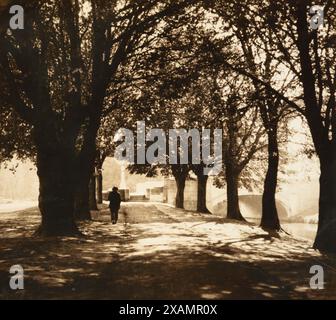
[0,203,335,299]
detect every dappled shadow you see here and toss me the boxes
[1,203,336,299]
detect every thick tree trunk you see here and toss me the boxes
[89,175,98,210]
[96,167,103,204]
[74,180,91,221]
[226,164,245,221]
[35,151,79,236]
[313,156,336,253]
[260,128,281,231]
[74,144,97,220]
[197,174,210,213]
[175,176,186,209]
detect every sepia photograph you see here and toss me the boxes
[0,0,336,303]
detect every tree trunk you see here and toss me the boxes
[74,180,91,221]
[260,126,281,231]
[35,150,79,236]
[175,176,186,209]
[172,165,189,209]
[295,3,336,252]
[89,175,98,210]
[96,166,103,204]
[226,164,245,221]
[74,144,98,220]
[197,174,210,213]
[313,156,336,253]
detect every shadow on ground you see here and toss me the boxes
[0,203,336,300]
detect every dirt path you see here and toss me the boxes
[0,203,336,299]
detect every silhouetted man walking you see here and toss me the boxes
[108,187,121,224]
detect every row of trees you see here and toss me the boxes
[0,0,197,235]
[209,0,336,252]
[111,8,291,229]
[0,0,335,253]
